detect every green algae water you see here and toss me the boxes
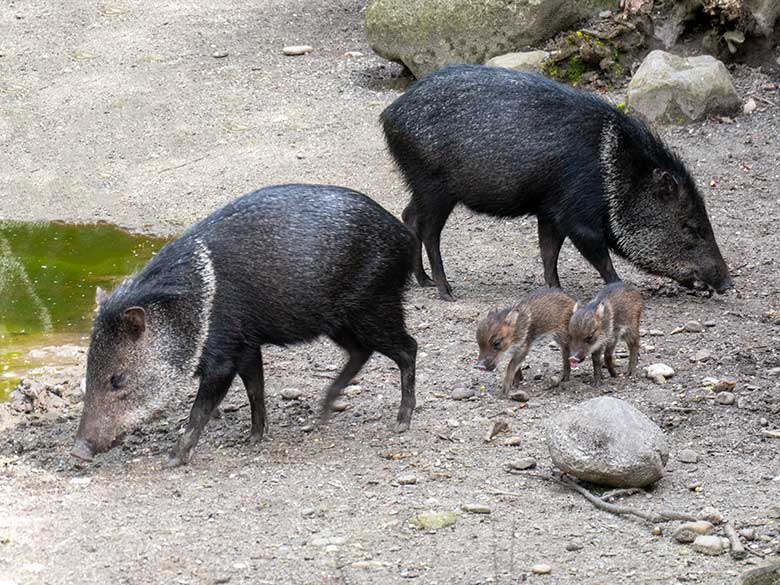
[0,221,169,400]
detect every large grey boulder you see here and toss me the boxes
[547,396,669,488]
[627,50,741,124]
[365,0,609,79]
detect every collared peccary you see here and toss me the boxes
[71,184,418,467]
[381,65,733,301]
[568,282,642,386]
[475,288,576,394]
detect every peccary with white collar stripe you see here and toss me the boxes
[71,184,418,466]
[381,65,733,301]
[568,282,643,386]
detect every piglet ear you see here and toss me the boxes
[123,307,146,338]
[95,286,109,306]
[595,303,605,319]
[504,309,520,328]
[652,169,679,199]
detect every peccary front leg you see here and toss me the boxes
[167,373,234,467]
[560,343,571,382]
[591,352,603,387]
[604,342,619,378]
[239,351,266,445]
[569,229,620,285]
[626,335,640,377]
[502,347,530,395]
[402,203,436,288]
[537,217,565,288]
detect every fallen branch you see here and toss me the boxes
[601,487,645,501]
[725,521,747,560]
[761,430,780,439]
[552,473,698,524]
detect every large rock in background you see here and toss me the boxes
[547,396,669,488]
[485,51,551,73]
[365,0,618,79]
[627,50,741,124]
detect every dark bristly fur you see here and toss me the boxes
[381,64,732,301]
[73,184,418,466]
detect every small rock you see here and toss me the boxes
[461,503,492,514]
[212,51,229,58]
[283,45,314,56]
[503,436,522,447]
[281,387,303,400]
[739,528,756,541]
[350,560,385,570]
[704,320,716,328]
[652,526,663,536]
[69,477,92,485]
[648,329,665,337]
[691,349,713,363]
[410,511,459,530]
[677,449,699,464]
[692,534,728,555]
[446,418,460,428]
[699,507,724,525]
[486,420,510,442]
[301,507,318,518]
[565,542,583,552]
[397,474,417,485]
[343,51,364,58]
[713,379,736,392]
[301,424,315,433]
[673,521,714,543]
[599,10,612,18]
[331,399,349,412]
[743,98,757,115]
[768,505,780,519]
[684,320,704,333]
[508,457,537,471]
[531,564,552,575]
[451,385,475,401]
[644,363,675,384]
[214,576,232,584]
[715,391,735,405]
[508,390,530,403]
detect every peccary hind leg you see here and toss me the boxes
[375,332,417,432]
[167,372,235,467]
[415,189,456,301]
[239,351,266,445]
[537,217,565,289]
[320,330,372,424]
[402,203,436,288]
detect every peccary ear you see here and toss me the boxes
[95,286,109,306]
[652,169,679,199]
[123,307,146,338]
[504,309,520,328]
[595,303,605,319]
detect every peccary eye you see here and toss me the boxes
[110,372,128,390]
[585,335,595,344]
[492,339,502,349]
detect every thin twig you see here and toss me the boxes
[725,521,747,560]
[749,94,775,106]
[761,430,780,439]
[553,473,698,524]
[601,487,644,501]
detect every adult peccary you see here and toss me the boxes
[568,282,643,386]
[71,184,418,467]
[475,288,576,394]
[381,64,733,301]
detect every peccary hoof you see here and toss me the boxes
[395,421,410,433]
[165,451,189,468]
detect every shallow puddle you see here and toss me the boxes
[0,221,168,400]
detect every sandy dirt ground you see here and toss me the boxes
[1,1,779,584]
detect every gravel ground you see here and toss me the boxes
[1,2,779,584]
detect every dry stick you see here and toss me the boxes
[749,94,776,107]
[725,521,747,560]
[601,487,644,501]
[553,474,699,524]
[761,430,780,439]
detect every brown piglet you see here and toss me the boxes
[568,282,643,385]
[475,288,576,394]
